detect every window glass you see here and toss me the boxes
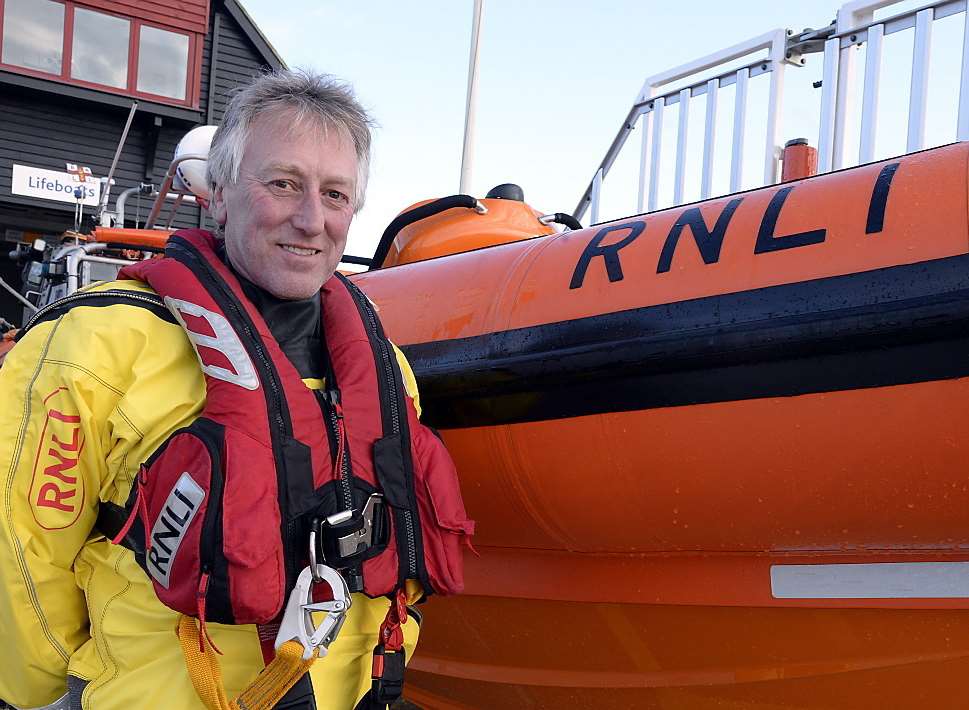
[137,25,188,99]
[70,7,129,88]
[1,0,65,74]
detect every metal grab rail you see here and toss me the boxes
[820,0,969,170]
[576,0,969,224]
[574,29,793,222]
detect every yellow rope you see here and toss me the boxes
[177,615,318,710]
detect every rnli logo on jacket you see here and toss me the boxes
[147,472,205,589]
[29,388,85,530]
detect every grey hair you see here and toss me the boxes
[206,69,373,212]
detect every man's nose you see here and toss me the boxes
[291,190,326,235]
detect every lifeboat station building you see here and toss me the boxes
[0,0,284,322]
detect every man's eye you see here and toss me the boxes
[268,179,297,192]
[325,189,349,203]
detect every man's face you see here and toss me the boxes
[212,111,358,300]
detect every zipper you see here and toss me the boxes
[319,337,354,511]
[195,425,226,578]
[23,289,167,331]
[346,281,419,578]
[327,396,353,510]
[317,387,353,510]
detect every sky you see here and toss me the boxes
[239,0,963,260]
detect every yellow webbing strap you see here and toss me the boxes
[177,615,318,710]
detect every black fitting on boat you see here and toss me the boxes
[541,213,583,231]
[485,183,525,201]
[371,194,480,269]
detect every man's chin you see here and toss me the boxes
[264,272,336,300]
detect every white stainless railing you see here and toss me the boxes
[576,0,969,224]
[576,29,793,223]
[820,0,969,170]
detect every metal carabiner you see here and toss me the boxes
[274,564,352,661]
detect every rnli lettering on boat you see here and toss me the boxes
[29,388,85,530]
[569,162,900,289]
[147,472,205,589]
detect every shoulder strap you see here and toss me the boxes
[327,273,430,592]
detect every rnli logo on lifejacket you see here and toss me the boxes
[164,297,259,390]
[29,388,85,530]
[147,472,205,589]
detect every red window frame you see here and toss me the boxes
[0,0,202,108]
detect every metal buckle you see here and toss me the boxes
[334,493,382,558]
[309,493,384,578]
[274,564,351,661]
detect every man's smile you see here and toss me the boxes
[279,244,321,256]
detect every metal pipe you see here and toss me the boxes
[144,153,206,229]
[97,101,138,222]
[0,275,37,312]
[590,169,602,224]
[648,97,665,211]
[859,23,884,164]
[673,87,691,205]
[637,106,653,213]
[959,1,969,140]
[907,8,934,152]
[763,33,787,185]
[817,37,841,173]
[77,255,135,267]
[701,78,719,199]
[730,68,749,192]
[459,0,485,194]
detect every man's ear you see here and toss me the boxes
[211,185,228,226]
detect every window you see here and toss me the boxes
[137,25,189,100]
[1,0,64,74]
[0,0,199,107]
[71,7,129,89]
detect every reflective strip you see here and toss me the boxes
[13,693,70,710]
[771,562,969,599]
[146,472,206,589]
[164,296,259,390]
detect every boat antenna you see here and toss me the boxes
[96,100,138,226]
[459,0,484,194]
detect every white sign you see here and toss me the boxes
[11,164,101,206]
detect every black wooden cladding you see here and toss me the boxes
[0,1,275,236]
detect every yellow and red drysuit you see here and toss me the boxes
[0,279,420,710]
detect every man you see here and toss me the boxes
[0,70,464,710]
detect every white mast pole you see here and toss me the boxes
[459,0,484,194]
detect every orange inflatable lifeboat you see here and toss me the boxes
[350,145,969,709]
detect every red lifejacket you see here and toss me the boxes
[105,229,473,627]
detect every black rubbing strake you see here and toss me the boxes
[404,252,969,428]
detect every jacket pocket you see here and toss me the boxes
[220,425,285,623]
[128,417,286,625]
[411,423,474,595]
[134,417,223,619]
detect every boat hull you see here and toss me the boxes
[349,145,969,707]
[406,592,969,709]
